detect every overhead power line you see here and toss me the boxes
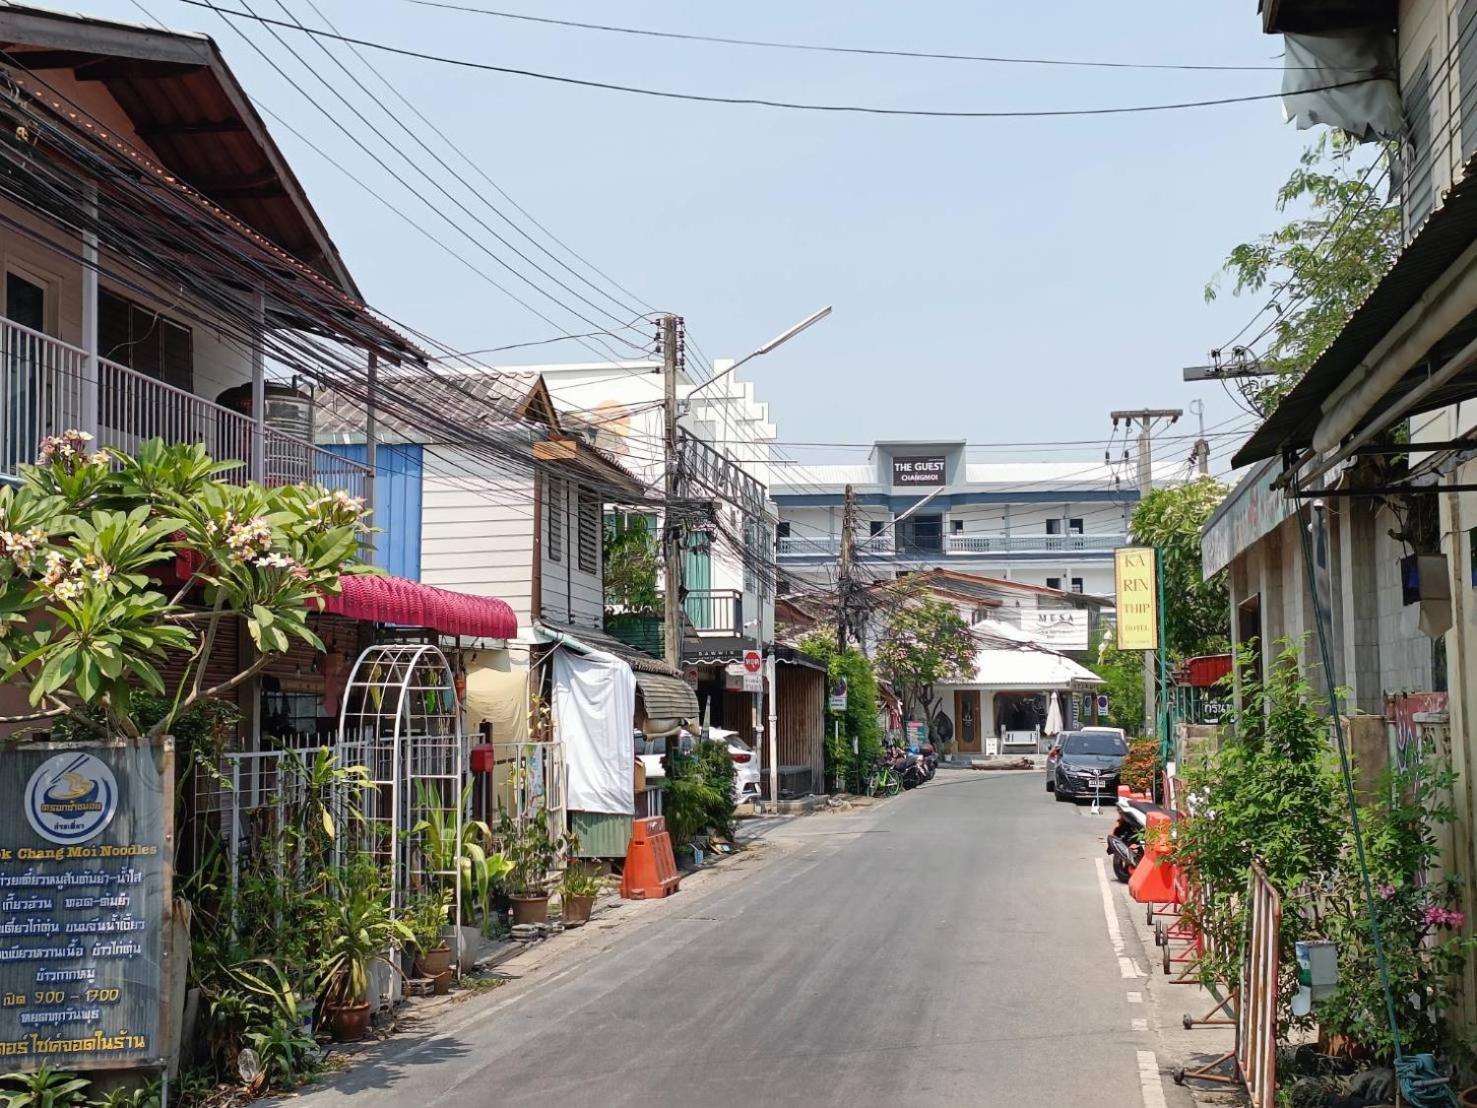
[173,3,1379,121]
[403,1,1327,73]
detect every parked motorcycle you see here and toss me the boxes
[919,743,938,781]
[1106,795,1156,883]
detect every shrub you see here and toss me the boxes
[1120,739,1157,794]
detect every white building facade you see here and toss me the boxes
[519,358,780,644]
[772,440,1141,600]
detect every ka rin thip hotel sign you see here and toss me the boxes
[1114,547,1160,651]
[0,741,172,1073]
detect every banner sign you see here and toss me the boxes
[0,742,172,1072]
[1018,607,1089,651]
[891,456,946,487]
[1114,547,1159,651]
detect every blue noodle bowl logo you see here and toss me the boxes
[25,753,118,844]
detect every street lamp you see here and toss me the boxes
[686,305,832,400]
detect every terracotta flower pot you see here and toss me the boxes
[510,894,549,926]
[1458,1087,1477,1108]
[562,893,594,925]
[415,942,453,979]
[432,968,452,995]
[327,1000,371,1042]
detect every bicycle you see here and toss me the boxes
[866,762,902,798]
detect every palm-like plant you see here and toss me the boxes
[0,1065,91,1108]
[317,862,411,1011]
[412,781,509,921]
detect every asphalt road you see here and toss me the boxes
[292,770,1182,1107]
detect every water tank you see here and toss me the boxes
[217,383,315,485]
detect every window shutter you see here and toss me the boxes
[1462,0,1477,161]
[1404,55,1435,231]
[577,486,599,574]
[547,477,563,562]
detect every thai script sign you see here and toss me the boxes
[1114,547,1159,651]
[891,456,946,487]
[0,742,172,1071]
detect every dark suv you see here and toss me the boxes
[1052,730,1129,802]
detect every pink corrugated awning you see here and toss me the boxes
[321,575,517,639]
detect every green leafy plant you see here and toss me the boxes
[666,743,737,852]
[1205,134,1399,416]
[1119,739,1158,794]
[872,584,976,726]
[1128,477,1230,662]
[560,863,605,898]
[243,1018,320,1091]
[1173,641,1348,1031]
[0,435,371,741]
[0,1066,91,1108]
[411,781,507,920]
[317,860,412,1011]
[798,631,883,786]
[403,891,451,953]
[496,809,570,898]
[602,512,659,610]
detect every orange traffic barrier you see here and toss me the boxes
[620,816,681,900]
[1128,811,1180,904]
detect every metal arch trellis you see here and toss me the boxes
[337,642,468,971]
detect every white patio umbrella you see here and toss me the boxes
[1044,692,1064,738]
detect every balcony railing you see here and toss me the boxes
[775,531,1126,559]
[0,316,367,501]
[685,588,743,636]
[944,533,1126,555]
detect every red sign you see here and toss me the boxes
[743,649,762,674]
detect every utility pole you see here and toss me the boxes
[1110,408,1181,746]
[836,483,856,650]
[662,315,683,671]
[1190,399,1210,476]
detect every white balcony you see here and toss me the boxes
[0,316,367,499]
[775,531,1126,559]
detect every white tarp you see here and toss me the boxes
[1281,31,1400,143]
[553,649,636,815]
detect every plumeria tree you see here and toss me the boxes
[0,431,369,741]
[873,590,976,729]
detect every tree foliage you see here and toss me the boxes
[798,631,883,785]
[0,432,368,741]
[1129,477,1230,661]
[1094,630,1146,736]
[873,591,975,725]
[1205,134,1399,414]
[602,512,658,610]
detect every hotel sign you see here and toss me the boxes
[891,456,946,487]
[1114,547,1159,651]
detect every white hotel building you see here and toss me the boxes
[772,440,1151,600]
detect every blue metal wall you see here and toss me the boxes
[323,443,423,580]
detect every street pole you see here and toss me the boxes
[662,315,683,671]
[1190,398,1209,476]
[1110,408,1181,745]
[1157,545,1170,767]
[766,652,779,809]
[837,483,856,650]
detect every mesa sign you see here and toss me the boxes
[891,456,946,487]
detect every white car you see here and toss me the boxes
[706,727,762,805]
[636,728,761,805]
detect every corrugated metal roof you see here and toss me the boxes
[1236,154,1477,467]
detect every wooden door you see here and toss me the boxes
[954,690,982,753]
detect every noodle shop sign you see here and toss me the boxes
[0,742,172,1072]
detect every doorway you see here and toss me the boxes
[954,689,981,753]
[3,270,49,474]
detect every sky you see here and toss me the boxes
[81,0,1318,476]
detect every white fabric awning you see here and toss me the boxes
[965,646,1103,692]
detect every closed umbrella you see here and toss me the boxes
[1044,692,1064,738]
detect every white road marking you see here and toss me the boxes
[1131,1017,1148,1032]
[1126,991,1143,1003]
[1096,857,1145,977]
[1137,1050,1169,1108]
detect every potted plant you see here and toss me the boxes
[559,864,604,926]
[404,892,453,979]
[497,809,569,926]
[317,861,412,1041]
